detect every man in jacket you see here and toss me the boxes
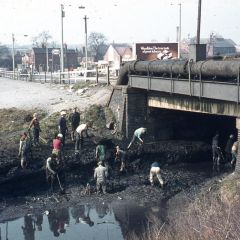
[94,161,108,194]
[29,112,41,146]
[69,107,80,141]
[58,111,68,146]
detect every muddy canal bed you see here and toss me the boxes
[0,159,226,240]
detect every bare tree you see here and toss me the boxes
[32,31,52,48]
[88,32,108,61]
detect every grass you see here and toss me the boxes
[128,174,240,240]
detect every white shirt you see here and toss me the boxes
[76,124,88,134]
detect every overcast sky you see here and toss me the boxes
[0,0,239,46]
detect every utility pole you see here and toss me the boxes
[196,0,202,44]
[46,41,48,72]
[178,3,181,59]
[60,4,65,74]
[12,34,15,79]
[83,15,89,80]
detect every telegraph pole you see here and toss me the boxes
[178,3,181,59]
[60,4,65,74]
[84,15,89,80]
[196,0,202,44]
[12,34,15,79]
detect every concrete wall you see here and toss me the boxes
[148,92,240,117]
[123,87,148,139]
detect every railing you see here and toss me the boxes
[0,66,119,85]
[129,74,240,103]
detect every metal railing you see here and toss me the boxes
[0,66,119,85]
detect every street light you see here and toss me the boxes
[171,3,182,59]
[12,34,29,79]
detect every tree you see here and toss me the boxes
[0,45,12,69]
[32,31,52,48]
[88,32,108,61]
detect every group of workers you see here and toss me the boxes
[212,132,238,171]
[18,109,240,195]
[18,108,164,195]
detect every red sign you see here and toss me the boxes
[135,43,178,60]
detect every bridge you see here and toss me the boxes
[108,46,240,172]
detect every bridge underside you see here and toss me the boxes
[148,92,240,117]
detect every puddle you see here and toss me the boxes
[0,201,165,240]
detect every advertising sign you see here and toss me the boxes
[135,43,178,60]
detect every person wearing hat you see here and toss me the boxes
[115,146,127,172]
[225,134,235,164]
[18,132,32,169]
[68,107,80,142]
[94,161,108,194]
[58,111,68,146]
[52,133,63,162]
[29,112,41,146]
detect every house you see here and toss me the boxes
[185,35,237,57]
[103,44,133,70]
[23,47,78,72]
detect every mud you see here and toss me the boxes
[0,79,230,236]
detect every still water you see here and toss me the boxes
[0,201,162,240]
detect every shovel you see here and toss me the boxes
[56,174,65,194]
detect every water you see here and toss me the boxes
[0,201,162,240]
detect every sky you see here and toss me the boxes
[0,0,240,47]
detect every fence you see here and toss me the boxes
[0,66,118,85]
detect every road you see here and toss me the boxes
[0,77,112,113]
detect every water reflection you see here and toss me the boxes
[0,201,164,240]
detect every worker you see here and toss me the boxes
[149,161,164,187]
[115,146,127,172]
[46,153,58,191]
[69,107,80,141]
[75,123,90,152]
[94,161,108,194]
[52,133,63,163]
[225,134,234,164]
[18,132,32,169]
[29,113,41,146]
[212,132,221,171]
[95,144,106,162]
[127,127,147,150]
[231,141,238,169]
[58,111,68,146]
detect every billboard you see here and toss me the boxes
[135,43,178,61]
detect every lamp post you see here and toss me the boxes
[83,15,89,80]
[12,33,15,79]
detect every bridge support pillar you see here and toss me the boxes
[235,118,240,172]
[123,87,148,139]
